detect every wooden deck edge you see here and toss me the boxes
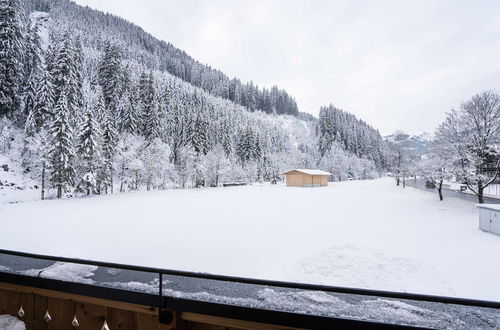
[0,281,158,316]
[0,280,309,330]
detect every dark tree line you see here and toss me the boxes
[318,105,385,168]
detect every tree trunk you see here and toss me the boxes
[41,163,45,200]
[57,185,62,199]
[402,177,406,188]
[396,176,400,186]
[110,167,114,194]
[478,185,485,204]
[438,183,443,201]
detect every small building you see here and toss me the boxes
[283,169,331,187]
[477,204,500,236]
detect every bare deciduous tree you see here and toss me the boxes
[435,91,500,203]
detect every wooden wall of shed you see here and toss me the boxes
[285,174,304,187]
[320,176,328,186]
[285,173,329,187]
[0,282,306,330]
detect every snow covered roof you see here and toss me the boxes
[283,169,332,176]
[476,204,500,211]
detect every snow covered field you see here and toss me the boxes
[1,178,499,301]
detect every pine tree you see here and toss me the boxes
[51,33,81,116]
[168,98,185,165]
[76,107,102,195]
[236,126,257,164]
[0,0,25,116]
[100,110,117,194]
[120,90,139,134]
[73,35,84,108]
[25,65,54,135]
[48,90,75,198]
[144,95,161,142]
[23,71,38,135]
[221,119,233,156]
[139,71,155,113]
[21,21,43,121]
[140,73,160,141]
[98,42,122,112]
[191,109,209,155]
[23,21,42,90]
[33,65,54,125]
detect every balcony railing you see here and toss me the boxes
[1,248,499,329]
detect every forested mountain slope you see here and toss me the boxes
[0,0,386,200]
[27,0,299,116]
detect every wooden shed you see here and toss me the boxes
[283,169,331,187]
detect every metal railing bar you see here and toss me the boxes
[1,248,499,309]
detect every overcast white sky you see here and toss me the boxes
[73,0,500,135]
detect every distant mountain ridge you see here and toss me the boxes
[384,132,431,154]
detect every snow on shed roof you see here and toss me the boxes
[283,169,332,176]
[476,204,500,211]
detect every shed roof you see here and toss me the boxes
[476,204,500,211]
[283,169,332,176]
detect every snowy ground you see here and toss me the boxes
[1,178,499,302]
[0,315,25,330]
[0,154,40,205]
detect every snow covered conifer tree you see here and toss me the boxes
[51,33,82,117]
[144,95,161,142]
[32,65,54,126]
[319,108,334,156]
[98,42,122,111]
[23,73,38,135]
[191,107,209,155]
[220,119,233,156]
[22,21,43,122]
[167,97,185,164]
[0,0,26,116]
[120,90,139,134]
[48,90,75,198]
[100,108,117,194]
[23,20,42,88]
[139,72,160,141]
[236,126,258,164]
[76,107,102,195]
